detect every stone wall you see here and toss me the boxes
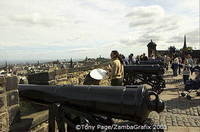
[0,63,110,131]
[57,64,110,86]
[0,76,49,132]
[0,76,20,132]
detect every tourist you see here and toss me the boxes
[135,55,140,64]
[171,57,179,76]
[163,55,170,71]
[109,50,124,86]
[120,54,128,65]
[128,53,135,64]
[186,54,194,72]
[178,57,183,75]
[182,63,190,84]
[149,54,155,60]
[141,53,148,61]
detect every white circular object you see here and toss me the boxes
[90,69,107,80]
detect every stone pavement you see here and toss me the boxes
[149,70,200,132]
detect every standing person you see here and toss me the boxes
[186,54,194,72]
[182,63,190,84]
[149,54,155,60]
[135,55,140,64]
[164,55,170,71]
[178,57,182,75]
[141,53,148,61]
[119,54,128,65]
[128,53,134,64]
[109,50,124,86]
[171,57,179,76]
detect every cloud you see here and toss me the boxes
[0,0,199,61]
[168,29,200,45]
[126,5,165,18]
[68,48,95,53]
[10,13,67,27]
[137,34,161,44]
[126,5,181,31]
[126,6,164,28]
[123,4,199,50]
[186,29,200,44]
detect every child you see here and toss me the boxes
[182,65,190,84]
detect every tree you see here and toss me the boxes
[180,47,193,51]
[168,46,177,57]
[168,46,176,54]
[180,46,193,55]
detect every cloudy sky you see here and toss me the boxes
[0,0,199,61]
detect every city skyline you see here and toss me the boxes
[0,0,199,61]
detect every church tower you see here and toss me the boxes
[147,40,157,57]
[183,35,187,49]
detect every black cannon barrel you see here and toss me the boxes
[124,65,165,75]
[139,60,164,66]
[18,84,164,122]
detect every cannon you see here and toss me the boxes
[18,84,164,131]
[124,65,165,94]
[139,60,165,68]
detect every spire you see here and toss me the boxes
[183,35,187,49]
[5,61,7,68]
[69,58,73,68]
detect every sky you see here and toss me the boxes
[0,0,199,61]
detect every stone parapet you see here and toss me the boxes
[0,76,20,131]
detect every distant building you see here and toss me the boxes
[147,40,157,57]
[147,36,200,58]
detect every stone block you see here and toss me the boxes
[0,77,5,85]
[6,90,19,106]
[8,105,20,126]
[31,123,48,132]
[5,76,18,91]
[0,77,6,94]
[27,72,55,85]
[28,72,55,84]
[0,112,8,132]
[0,95,5,112]
[0,86,4,94]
